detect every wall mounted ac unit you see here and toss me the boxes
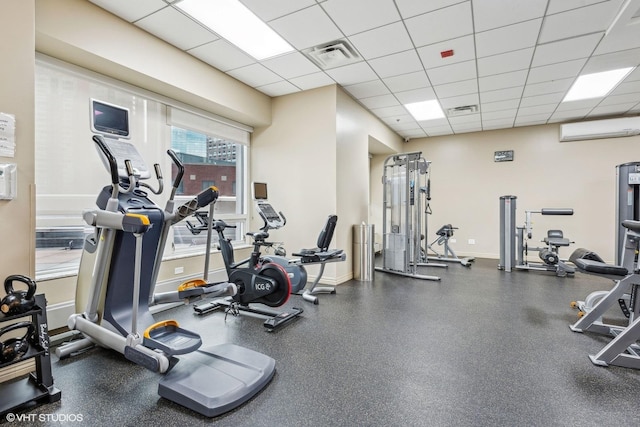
[559,117,640,142]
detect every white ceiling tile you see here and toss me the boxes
[588,103,637,117]
[321,0,401,36]
[539,0,624,43]
[188,40,255,72]
[546,0,606,14]
[477,48,534,77]
[479,70,528,92]
[89,0,166,22]
[447,113,481,124]
[344,80,390,98]
[226,63,283,87]
[483,120,515,130]
[482,110,517,120]
[240,0,316,22]
[599,93,640,105]
[348,22,414,59]
[359,94,401,109]
[434,79,478,98]
[517,104,558,116]
[481,99,520,112]
[582,48,640,74]
[262,52,321,79]
[479,87,524,103]
[473,0,547,32]
[135,7,217,50]
[426,126,455,136]
[371,105,410,118]
[417,35,476,69]
[555,98,601,111]
[395,87,437,104]
[325,62,378,85]
[523,78,575,97]
[513,114,549,127]
[369,50,423,78]
[610,79,640,96]
[519,92,565,107]
[475,19,542,58]
[426,60,477,85]
[626,67,640,81]
[549,108,592,121]
[526,59,587,84]
[390,121,421,131]
[405,2,473,47]
[419,118,450,128]
[452,124,483,133]
[595,18,640,54]
[395,0,466,19]
[402,129,429,138]
[288,72,336,90]
[381,114,414,126]
[257,80,301,97]
[269,5,343,50]
[439,93,480,109]
[532,33,603,67]
[383,71,431,92]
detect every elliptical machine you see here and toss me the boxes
[193,216,303,330]
[56,100,276,417]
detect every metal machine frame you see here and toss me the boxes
[377,152,446,281]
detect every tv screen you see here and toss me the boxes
[90,99,130,139]
[253,182,268,200]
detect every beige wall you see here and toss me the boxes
[252,86,340,281]
[336,88,403,280]
[370,124,640,264]
[0,1,35,280]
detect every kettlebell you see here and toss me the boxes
[0,321,35,363]
[1,275,37,315]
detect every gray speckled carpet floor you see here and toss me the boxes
[15,258,640,426]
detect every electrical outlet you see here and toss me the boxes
[174,266,184,274]
[468,239,476,245]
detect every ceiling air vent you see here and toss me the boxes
[304,40,360,69]
[446,105,478,117]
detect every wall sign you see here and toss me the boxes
[494,150,514,162]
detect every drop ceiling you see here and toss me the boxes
[88,0,640,139]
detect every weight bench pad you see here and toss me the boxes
[544,237,571,247]
[573,258,628,277]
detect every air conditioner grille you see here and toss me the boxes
[304,40,360,69]
[446,105,478,116]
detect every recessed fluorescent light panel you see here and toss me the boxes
[405,100,445,121]
[175,0,294,60]
[563,67,634,102]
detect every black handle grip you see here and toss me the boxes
[153,163,163,181]
[4,275,37,300]
[93,135,119,185]
[167,149,184,189]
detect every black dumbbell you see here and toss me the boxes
[1,275,37,315]
[0,321,35,363]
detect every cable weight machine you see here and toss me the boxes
[376,152,446,281]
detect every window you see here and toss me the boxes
[34,56,251,278]
[169,125,247,253]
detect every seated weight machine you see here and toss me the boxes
[498,195,575,277]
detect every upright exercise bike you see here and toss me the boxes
[193,217,303,330]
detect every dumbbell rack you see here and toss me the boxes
[0,294,61,416]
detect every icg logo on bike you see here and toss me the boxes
[255,280,272,291]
